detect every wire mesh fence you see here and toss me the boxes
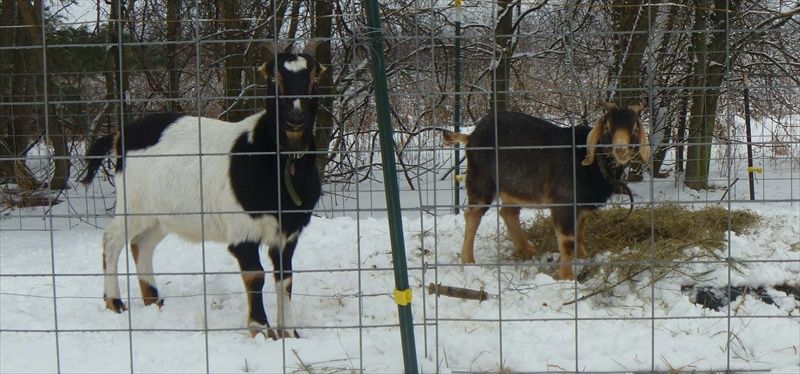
[1,1,799,373]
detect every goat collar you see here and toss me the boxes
[284,158,303,206]
[282,148,308,207]
[596,154,634,222]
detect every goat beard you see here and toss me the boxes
[281,130,311,152]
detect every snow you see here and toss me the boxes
[2,126,799,372]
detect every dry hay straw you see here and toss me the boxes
[524,205,761,300]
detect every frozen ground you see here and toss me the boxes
[2,124,799,372]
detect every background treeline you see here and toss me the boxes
[1,0,798,205]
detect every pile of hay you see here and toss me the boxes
[523,205,761,287]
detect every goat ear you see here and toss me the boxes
[628,104,643,115]
[637,123,651,165]
[598,101,617,111]
[581,118,605,166]
[258,62,270,79]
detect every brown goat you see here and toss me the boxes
[443,102,650,280]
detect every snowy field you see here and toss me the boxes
[2,131,799,373]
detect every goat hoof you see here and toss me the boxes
[555,269,576,281]
[269,328,298,340]
[461,255,475,264]
[248,321,272,339]
[143,297,164,308]
[105,298,127,313]
[513,248,537,260]
[576,268,591,283]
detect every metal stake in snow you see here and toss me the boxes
[453,0,463,214]
[364,1,419,372]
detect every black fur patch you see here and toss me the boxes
[229,242,269,326]
[228,120,321,235]
[81,134,115,184]
[466,112,615,209]
[140,282,163,306]
[262,54,321,152]
[268,239,297,281]
[115,112,184,172]
[106,297,127,313]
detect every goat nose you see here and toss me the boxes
[613,147,630,163]
[288,109,304,123]
[288,99,304,121]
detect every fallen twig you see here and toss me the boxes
[427,283,491,301]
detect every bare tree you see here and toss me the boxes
[491,0,513,113]
[166,0,183,112]
[1,0,69,191]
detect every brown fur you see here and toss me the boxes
[241,271,265,327]
[285,130,304,143]
[105,298,127,312]
[138,280,162,306]
[442,131,469,146]
[129,243,162,307]
[130,243,139,262]
[445,105,648,280]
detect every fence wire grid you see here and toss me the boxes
[1,1,799,373]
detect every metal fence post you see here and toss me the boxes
[453,0,463,214]
[363,1,419,372]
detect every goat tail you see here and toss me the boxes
[80,134,115,185]
[442,130,469,146]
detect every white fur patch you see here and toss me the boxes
[292,99,301,111]
[112,112,279,245]
[275,278,293,329]
[283,57,307,72]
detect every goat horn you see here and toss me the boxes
[598,101,617,110]
[264,40,291,62]
[303,39,326,58]
[264,40,278,61]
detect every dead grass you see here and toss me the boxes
[524,205,761,291]
[526,204,760,255]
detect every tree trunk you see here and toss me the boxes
[1,0,40,188]
[103,0,131,133]
[491,0,513,113]
[21,0,69,189]
[166,0,183,112]
[47,118,69,190]
[675,93,689,175]
[313,0,333,176]
[215,0,246,121]
[608,0,652,109]
[607,1,655,180]
[684,0,732,190]
[286,0,301,42]
[646,3,683,178]
[0,0,20,183]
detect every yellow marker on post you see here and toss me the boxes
[394,288,412,306]
[747,166,763,174]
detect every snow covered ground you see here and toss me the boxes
[2,134,799,373]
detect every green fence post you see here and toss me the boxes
[363,1,419,372]
[453,0,463,213]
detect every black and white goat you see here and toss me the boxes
[443,102,650,280]
[81,42,325,339]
